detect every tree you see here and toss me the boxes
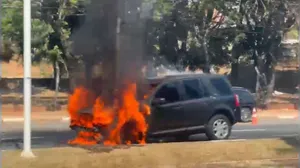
[236,0,295,106]
[146,0,241,72]
[2,0,78,110]
[2,0,24,61]
[2,0,57,64]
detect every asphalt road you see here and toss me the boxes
[1,119,300,151]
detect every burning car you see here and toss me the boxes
[68,73,240,145]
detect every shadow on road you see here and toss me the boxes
[278,136,300,152]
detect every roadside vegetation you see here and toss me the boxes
[1,0,300,107]
[2,139,298,168]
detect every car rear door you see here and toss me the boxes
[180,78,211,127]
[148,81,186,134]
[206,76,238,120]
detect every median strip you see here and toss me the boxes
[3,138,298,168]
[2,118,24,122]
[2,116,70,123]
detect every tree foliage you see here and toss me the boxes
[1,0,298,105]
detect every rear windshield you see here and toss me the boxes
[209,77,233,96]
[233,89,255,102]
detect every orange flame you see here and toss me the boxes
[68,83,151,146]
[68,86,96,129]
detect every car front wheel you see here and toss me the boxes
[205,114,232,140]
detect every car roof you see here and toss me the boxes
[232,86,254,94]
[232,86,245,90]
[232,86,250,91]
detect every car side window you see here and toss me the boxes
[154,82,180,103]
[209,77,233,96]
[182,79,204,100]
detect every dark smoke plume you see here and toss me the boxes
[70,0,149,104]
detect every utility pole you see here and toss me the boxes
[21,0,35,158]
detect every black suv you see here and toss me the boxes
[143,74,240,141]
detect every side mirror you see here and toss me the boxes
[151,97,166,106]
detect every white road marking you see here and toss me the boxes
[61,117,70,121]
[232,129,266,132]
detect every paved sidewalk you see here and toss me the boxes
[257,109,299,119]
[2,111,70,122]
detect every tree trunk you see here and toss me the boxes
[264,52,276,106]
[230,45,241,86]
[54,61,60,111]
[254,66,261,98]
[266,72,275,105]
[203,30,210,73]
[230,62,239,85]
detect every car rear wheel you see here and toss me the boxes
[205,114,232,140]
[240,107,252,122]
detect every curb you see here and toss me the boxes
[2,116,70,123]
[258,114,298,120]
[277,115,298,119]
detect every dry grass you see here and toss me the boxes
[200,159,299,168]
[3,139,298,168]
[1,89,69,98]
[1,60,53,78]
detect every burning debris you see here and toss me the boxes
[68,82,151,146]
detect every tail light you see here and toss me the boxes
[234,94,240,107]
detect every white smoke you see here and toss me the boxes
[155,64,203,77]
[142,58,204,78]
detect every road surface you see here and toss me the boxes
[1,119,300,150]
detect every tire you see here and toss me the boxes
[240,107,252,122]
[205,114,232,140]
